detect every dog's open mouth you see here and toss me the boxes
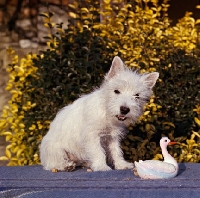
[116,115,127,121]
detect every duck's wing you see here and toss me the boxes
[135,160,177,174]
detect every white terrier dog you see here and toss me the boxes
[40,56,159,172]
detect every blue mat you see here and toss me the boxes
[0,163,199,198]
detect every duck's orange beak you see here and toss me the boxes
[169,141,176,145]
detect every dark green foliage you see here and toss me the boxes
[122,50,200,162]
[155,50,200,137]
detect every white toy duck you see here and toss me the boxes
[134,137,178,179]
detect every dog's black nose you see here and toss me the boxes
[120,106,130,115]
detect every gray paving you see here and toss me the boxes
[0,163,199,197]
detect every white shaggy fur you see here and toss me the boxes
[40,56,159,172]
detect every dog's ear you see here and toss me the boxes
[142,72,159,88]
[106,56,125,79]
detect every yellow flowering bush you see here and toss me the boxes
[0,50,41,165]
[0,0,200,165]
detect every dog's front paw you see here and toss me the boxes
[115,161,134,170]
[91,164,112,172]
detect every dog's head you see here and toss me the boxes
[103,56,159,126]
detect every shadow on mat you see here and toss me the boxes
[178,163,186,176]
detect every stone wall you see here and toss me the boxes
[0,0,69,47]
[0,49,10,114]
[0,0,70,115]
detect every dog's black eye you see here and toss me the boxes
[114,90,120,94]
[135,93,140,99]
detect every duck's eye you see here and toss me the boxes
[135,93,140,99]
[114,90,120,94]
[165,140,168,142]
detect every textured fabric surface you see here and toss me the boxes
[0,163,199,198]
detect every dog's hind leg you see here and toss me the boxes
[40,139,76,171]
